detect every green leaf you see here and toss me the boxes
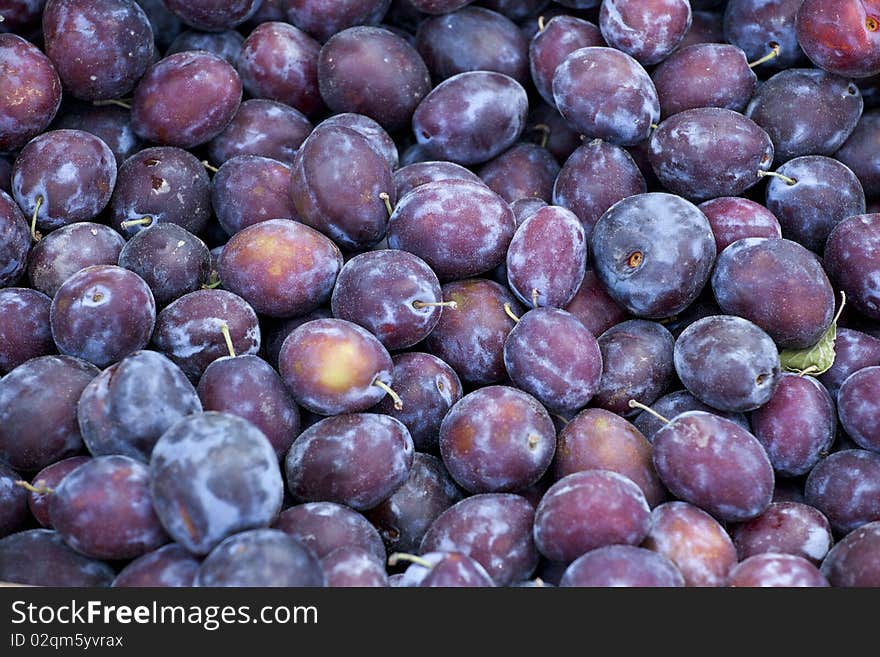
[779,292,846,377]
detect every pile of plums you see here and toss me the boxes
[2,0,880,588]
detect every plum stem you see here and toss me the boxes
[220,324,236,358]
[537,15,545,31]
[202,279,221,290]
[503,303,520,323]
[201,160,219,174]
[797,366,820,377]
[388,553,433,569]
[757,170,797,186]
[530,123,550,149]
[120,216,154,229]
[14,480,54,495]
[93,98,132,109]
[833,290,847,325]
[30,195,43,241]
[374,379,403,410]
[379,192,394,217]
[552,413,569,426]
[749,43,781,68]
[412,300,457,310]
[628,399,669,424]
[650,123,659,130]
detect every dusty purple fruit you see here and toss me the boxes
[0,34,62,152]
[372,353,462,452]
[751,374,836,476]
[728,553,829,587]
[653,44,757,119]
[746,68,863,163]
[712,238,836,348]
[151,289,260,381]
[274,502,385,564]
[396,551,494,587]
[12,129,117,232]
[653,411,775,522]
[0,190,29,288]
[322,546,388,587]
[50,265,155,368]
[285,413,413,510]
[478,143,559,204]
[0,288,53,374]
[765,155,866,252]
[197,354,300,459]
[838,367,880,452]
[506,206,586,309]
[560,545,684,587]
[110,146,212,238]
[118,224,211,307]
[593,319,675,417]
[674,315,781,413]
[730,501,833,564]
[387,179,515,281]
[278,319,394,416]
[166,29,244,66]
[331,250,443,351]
[112,544,200,587]
[236,21,322,117]
[0,529,115,587]
[416,7,527,83]
[207,99,313,165]
[420,493,538,585]
[50,455,168,560]
[642,500,738,587]
[554,408,664,507]
[599,0,692,65]
[290,123,394,250]
[825,214,880,320]
[55,102,142,168]
[194,528,324,587]
[163,0,262,30]
[425,279,521,386]
[0,463,28,539]
[805,450,880,534]
[529,15,604,108]
[320,113,399,171]
[698,196,782,252]
[43,0,155,101]
[553,46,659,146]
[819,328,880,396]
[412,71,529,165]
[503,308,602,415]
[820,521,880,587]
[534,470,651,563]
[590,193,716,318]
[0,355,98,472]
[25,456,90,529]
[552,139,646,239]
[439,385,555,494]
[77,350,201,462]
[27,222,125,298]
[131,51,242,148]
[318,26,430,131]
[212,155,299,235]
[392,160,484,199]
[219,219,342,318]
[366,453,462,554]
[150,412,283,555]
[563,270,628,337]
[649,108,774,201]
